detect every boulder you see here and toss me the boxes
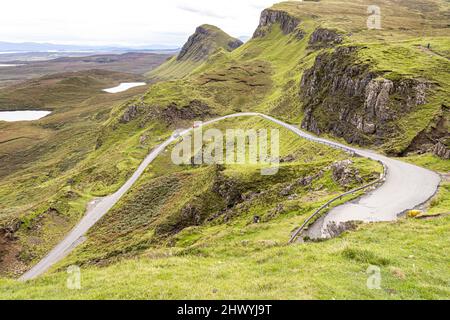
[331,160,363,187]
[433,140,450,159]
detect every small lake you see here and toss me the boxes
[0,111,52,122]
[0,64,23,67]
[103,82,146,93]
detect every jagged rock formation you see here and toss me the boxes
[403,111,449,159]
[322,221,359,239]
[253,9,300,38]
[120,100,212,126]
[149,100,212,125]
[120,105,140,123]
[308,28,343,47]
[177,24,243,62]
[155,168,244,236]
[331,160,363,187]
[300,46,435,153]
[434,139,450,159]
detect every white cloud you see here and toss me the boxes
[0,0,277,46]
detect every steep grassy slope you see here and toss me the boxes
[4,120,448,299]
[2,214,448,299]
[2,151,448,299]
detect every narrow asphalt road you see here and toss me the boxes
[20,113,441,281]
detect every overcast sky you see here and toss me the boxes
[0,0,278,47]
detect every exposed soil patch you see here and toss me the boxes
[0,223,26,276]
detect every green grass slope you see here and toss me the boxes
[0,0,449,300]
[0,70,158,276]
[2,216,448,299]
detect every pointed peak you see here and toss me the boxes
[177,24,243,62]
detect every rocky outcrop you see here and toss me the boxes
[434,139,450,159]
[120,105,140,123]
[0,220,24,275]
[308,28,343,47]
[155,169,244,236]
[0,220,21,242]
[212,175,244,208]
[403,111,449,158]
[228,39,243,50]
[362,78,431,136]
[279,171,324,197]
[331,160,363,187]
[177,25,243,62]
[177,26,211,61]
[151,100,212,125]
[253,9,300,38]
[301,46,376,143]
[300,46,433,152]
[120,100,213,126]
[323,221,359,239]
[360,79,394,134]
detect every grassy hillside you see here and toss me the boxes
[46,117,381,267]
[0,70,162,276]
[0,0,449,300]
[2,216,448,299]
[3,118,449,299]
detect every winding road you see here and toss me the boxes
[20,113,441,281]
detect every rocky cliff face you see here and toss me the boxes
[308,28,343,48]
[433,139,450,159]
[300,46,436,153]
[177,25,243,62]
[403,111,449,159]
[253,9,300,38]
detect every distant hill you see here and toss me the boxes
[0,41,178,53]
[0,52,172,88]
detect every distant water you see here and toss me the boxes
[0,111,52,122]
[0,64,23,67]
[103,82,146,93]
